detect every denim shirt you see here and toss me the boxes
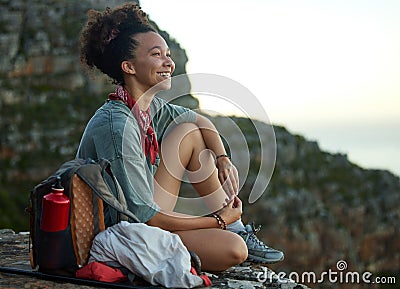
[76,96,196,224]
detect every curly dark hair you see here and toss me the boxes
[80,2,156,85]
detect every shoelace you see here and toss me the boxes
[245,223,271,249]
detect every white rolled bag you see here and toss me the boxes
[88,221,204,288]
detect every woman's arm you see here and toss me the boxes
[195,113,239,199]
[147,196,242,232]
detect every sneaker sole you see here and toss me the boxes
[247,253,284,264]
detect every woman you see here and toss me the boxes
[77,3,283,271]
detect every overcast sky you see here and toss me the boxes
[140,0,400,175]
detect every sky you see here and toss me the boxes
[140,0,400,176]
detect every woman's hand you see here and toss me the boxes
[216,156,239,201]
[219,196,242,225]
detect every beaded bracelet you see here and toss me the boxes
[212,213,227,230]
[215,154,231,161]
[215,154,231,167]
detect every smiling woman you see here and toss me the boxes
[75,2,285,274]
[78,2,246,274]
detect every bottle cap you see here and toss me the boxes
[52,176,64,191]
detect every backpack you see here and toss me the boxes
[28,158,140,275]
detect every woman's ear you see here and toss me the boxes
[121,61,136,75]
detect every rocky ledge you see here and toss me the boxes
[0,229,310,289]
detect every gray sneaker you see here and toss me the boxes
[238,223,284,264]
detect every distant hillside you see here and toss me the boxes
[0,0,197,229]
[209,116,400,288]
[0,1,399,288]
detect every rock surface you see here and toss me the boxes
[0,229,310,289]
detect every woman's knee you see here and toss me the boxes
[161,122,204,161]
[175,122,204,146]
[227,234,248,265]
[163,122,213,175]
[159,122,203,172]
[165,122,202,143]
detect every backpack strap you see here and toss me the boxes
[75,159,140,223]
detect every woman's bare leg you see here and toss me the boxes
[174,228,248,272]
[154,123,247,271]
[154,122,227,212]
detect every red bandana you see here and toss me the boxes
[108,86,159,165]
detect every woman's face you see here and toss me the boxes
[130,32,175,92]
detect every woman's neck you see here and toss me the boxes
[124,83,154,111]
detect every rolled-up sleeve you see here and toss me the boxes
[77,102,160,224]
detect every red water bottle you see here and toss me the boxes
[40,176,70,232]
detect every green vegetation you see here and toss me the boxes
[0,84,106,232]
